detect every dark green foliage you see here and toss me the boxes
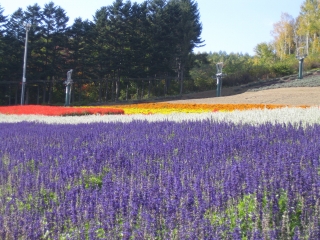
[2,0,320,105]
[271,61,295,76]
[68,18,95,79]
[39,2,69,80]
[0,5,8,84]
[2,8,25,81]
[0,0,205,104]
[189,52,215,91]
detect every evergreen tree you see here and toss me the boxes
[126,1,150,77]
[39,2,69,103]
[147,0,179,77]
[0,5,8,80]
[68,17,95,79]
[39,2,69,79]
[171,0,204,94]
[106,0,132,100]
[24,4,43,80]
[3,8,25,81]
[0,5,7,34]
[93,7,112,79]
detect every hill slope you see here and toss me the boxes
[164,71,320,106]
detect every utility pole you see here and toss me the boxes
[21,23,31,105]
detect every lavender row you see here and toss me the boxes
[1,121,320,239]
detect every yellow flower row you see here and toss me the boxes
[84,103,309,115]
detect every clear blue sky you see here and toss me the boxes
[1,0,304,55]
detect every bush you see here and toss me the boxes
[271,62,295,76]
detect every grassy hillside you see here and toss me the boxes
[247,70,320,92]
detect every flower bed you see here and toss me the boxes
[0,104,320,239]
[0,103,309,116]
[0,105,124,116]
[1,106,319,126]
[1,120,320,239]
[109,102,295,114]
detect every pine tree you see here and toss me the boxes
[68,17,95,79]
[3,8,25,81]
[126,1,150,77]
[40,2,69,79]
[39,1,69,103]
[0,5,8,80]
[146,0,180,77]
[24,4,42,80]
[106,0,132,100]
[170,0,204,94]
[93,7,112,79]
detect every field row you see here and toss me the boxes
[0,103,308,116]
[1,104,320,239]
[1,106,320,127]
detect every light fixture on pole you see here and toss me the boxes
[215,62,226,97]
[21,23,31,105]
[296,46,307,79]
[64,69,73,106]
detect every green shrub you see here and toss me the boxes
[272,62,295,76]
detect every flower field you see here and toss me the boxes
[108,103,292,114]
[1,104,320,239]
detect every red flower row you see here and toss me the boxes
[0,105,124,116]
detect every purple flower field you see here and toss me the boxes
[1,121,320,239]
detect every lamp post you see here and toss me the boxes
[64,69,73,106]
[21,23,31,105]
[296,47,307,80]
[216,62,225,97]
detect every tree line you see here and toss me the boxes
[0,0,204,104]
[191,0,320,91]
[2,0,320,105]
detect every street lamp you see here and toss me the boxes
[215,62,226,97]
[296,46,307,79]
[21,23,31,105]
[64,69,73,106]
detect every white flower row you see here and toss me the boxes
[1,107,320,126]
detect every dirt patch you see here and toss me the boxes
[97,73,320,107]
[162,87,320,106]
